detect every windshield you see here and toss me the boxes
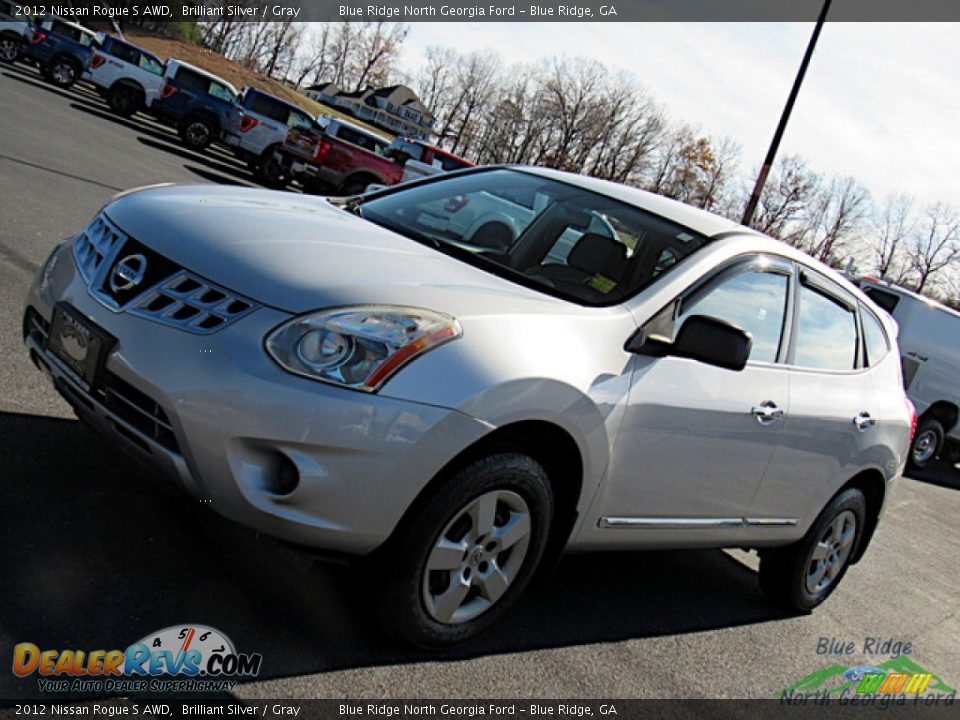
[359,169,711,305]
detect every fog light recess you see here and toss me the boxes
[273,453,300,495]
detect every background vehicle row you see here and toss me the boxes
[2,13,472,196]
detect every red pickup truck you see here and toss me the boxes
[270,116,473,195]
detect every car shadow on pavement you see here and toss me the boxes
[2,66,103,107]
[904,459,960,491]
[1,410,794,699]
[135,137,257,184]
[67,102,182,146]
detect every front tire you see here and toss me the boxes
[759,487,865,612]
[374,453,553,647]
[910,417,944,469]
[179,116,215,151]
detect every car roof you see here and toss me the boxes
[861,278,960,319]
[103,35,161,62]
[243,86,310,116]
[167,59,238,95]
[328,115,389,142]
[49,17,98,36]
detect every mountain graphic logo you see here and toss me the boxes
[782,656,955,697]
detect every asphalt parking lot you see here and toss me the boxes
[1,61,959,700]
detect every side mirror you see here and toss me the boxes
[627,315,752,371]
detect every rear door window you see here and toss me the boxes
[174,67,209,93]
[51,21,80,41]
[794,283,859,371]
[248,93,289,123]
[336,126,386,154]
[106,41,138,65]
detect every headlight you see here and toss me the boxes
[265,306,462,392]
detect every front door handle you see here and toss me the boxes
[854,412,876,432]
[751,401,784,425]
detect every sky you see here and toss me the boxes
[399,22,960,208]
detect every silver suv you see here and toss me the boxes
[24,167,913,646]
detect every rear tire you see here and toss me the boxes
[0,35,23,64]
[107,84,143,118]
[256,146,288,189]
[47,56,80,88]
[373,453,553,647]
[179,116,215,151]
[909,417,944,470]
[759,488,865,612]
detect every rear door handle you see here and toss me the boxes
[854,412,876,431]
[751,401,784,425]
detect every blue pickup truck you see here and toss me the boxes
[152,59,239,151]
[25,17,99,88]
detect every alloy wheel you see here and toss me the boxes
[912,429,938,465]
[422,489,532,624]
[186,122,210,147]
[805,510,856,594]
[0,39,18,62]
[51,62,76,86]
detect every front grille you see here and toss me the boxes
[129,271,255,333]
[26,306,182,455]
[73,212,258,334]
[101,372,179,452]
[75,215,125,283]
[24,306,50,344]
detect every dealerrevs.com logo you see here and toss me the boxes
[12,625,263,694]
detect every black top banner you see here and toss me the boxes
[14,0,960,22]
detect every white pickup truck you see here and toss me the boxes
[222,86,314,178]
[85,34,165,117]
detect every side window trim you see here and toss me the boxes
[642,253,795,366]
[860,304,891,367]
[788,265,863,372]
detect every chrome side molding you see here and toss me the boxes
[599,516,799,529]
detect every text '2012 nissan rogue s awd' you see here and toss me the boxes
[24,166,913,646]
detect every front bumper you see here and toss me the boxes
[26,241,491,554]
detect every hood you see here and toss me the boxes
[104,185,563,317]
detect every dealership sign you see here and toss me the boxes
[12,625,261,693]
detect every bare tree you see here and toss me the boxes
[803,175,871,263]
[347,22,409,91]
[290,24,336,88]
[868,194,915,282]
[907,203,960,293]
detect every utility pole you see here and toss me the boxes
[741,0,832,227]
